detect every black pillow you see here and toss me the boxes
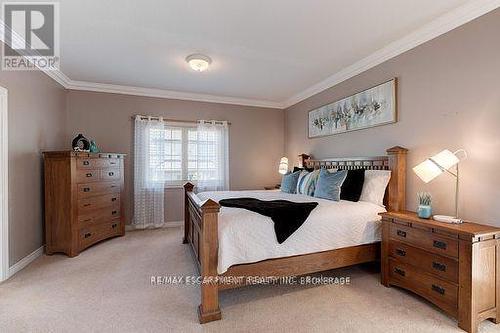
[293,166,314,173]
[340,169,365,202]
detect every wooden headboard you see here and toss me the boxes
[301,146,408,212]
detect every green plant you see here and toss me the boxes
[417,192,432,206]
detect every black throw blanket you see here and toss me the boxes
[219,198,318,244]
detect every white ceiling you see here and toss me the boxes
[49,1,500,106]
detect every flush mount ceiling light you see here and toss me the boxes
[186,54,212,72]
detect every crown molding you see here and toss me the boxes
[65,80,284,109]
[282,0,500,108]
[2,1,500,110]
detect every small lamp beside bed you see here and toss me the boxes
[413,148,467,224]
[278,157,289,175]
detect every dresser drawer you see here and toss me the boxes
[78,193,120,213]
[77,182,121,199]
[390,223,458,258]
[78,206,121,226]
[389,259,458,315]
[76,158,98,169]
[389,241,458,283]
[78,219,121,250]
[100,169,120,181]
[100,158,120,168]
[76,169,100,183]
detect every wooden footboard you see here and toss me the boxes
[184,183,222,323]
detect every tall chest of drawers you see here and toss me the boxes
[43,151,126,257]
[381,211,500,333]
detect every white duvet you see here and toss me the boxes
[197,190,386,274]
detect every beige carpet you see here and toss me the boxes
[0,228,498,333]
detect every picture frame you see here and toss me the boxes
[308,78,397,138]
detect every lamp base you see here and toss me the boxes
[433,215,463,224]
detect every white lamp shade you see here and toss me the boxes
[278,157,289,175]
[431,149,460,170]
[413,159,442,183]
[413,149,461,183]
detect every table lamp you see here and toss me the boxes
[278,157,289,175]
[412,149,467,224]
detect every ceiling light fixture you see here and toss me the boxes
[186,54,212,72]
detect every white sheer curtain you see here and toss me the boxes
[132,116,165,229]
[195,120,229,192]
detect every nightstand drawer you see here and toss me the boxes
[389,241,458,283]
[389,259,458,316]
[390,223,458,258]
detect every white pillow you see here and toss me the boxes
[359,170,392,206]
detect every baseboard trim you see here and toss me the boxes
[7,246,44,279]
[125,220,183,231]
[164,221,183,228]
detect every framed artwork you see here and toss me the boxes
[308,78,397,138]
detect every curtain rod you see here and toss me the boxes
[131,115,231,125]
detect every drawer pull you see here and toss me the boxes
[112,210,118,215]
[432,262,447,272]
[83,203,91,207]
[83,187,90,192]
[433,240,447,250]
[112,223,118,229]
[432,284,445,295]
[110,162,117,165]
[111,197,117,202]
[83,161,90,166]
[395,249,406,257]
[86,173,92,177]
[83,218,91,222]
[108,172,114,176]
[84,232,92,239]
[396,230,407,238]
[110,185,117,188]
[394,268,406,277]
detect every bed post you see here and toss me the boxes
[183,182,222,323]
[386,146,408,212]
[198,199,221,323]
[183,183,194,244]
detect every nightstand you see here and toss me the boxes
[380,211,500,333]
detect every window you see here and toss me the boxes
[148,125,220,185]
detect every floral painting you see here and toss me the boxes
[308,79,397,138]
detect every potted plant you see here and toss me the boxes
[417,192,432,219]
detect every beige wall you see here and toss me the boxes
[65,91,284,223]
[0,69,67,266]
[285,9,500,226]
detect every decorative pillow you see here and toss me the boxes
[296,169,320,196]
[296,170,309,194]
[340,169,365,202]
[280,171,301,194]
[359,170,392,206]
[314,169,348,201]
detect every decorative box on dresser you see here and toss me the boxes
[43,151,126,257]
[381,211,500,333]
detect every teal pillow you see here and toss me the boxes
[314,169,348,201]
[280,171,301,194]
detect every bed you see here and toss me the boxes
[183,146,408,323]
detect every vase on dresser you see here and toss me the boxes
[43,151,126,257]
